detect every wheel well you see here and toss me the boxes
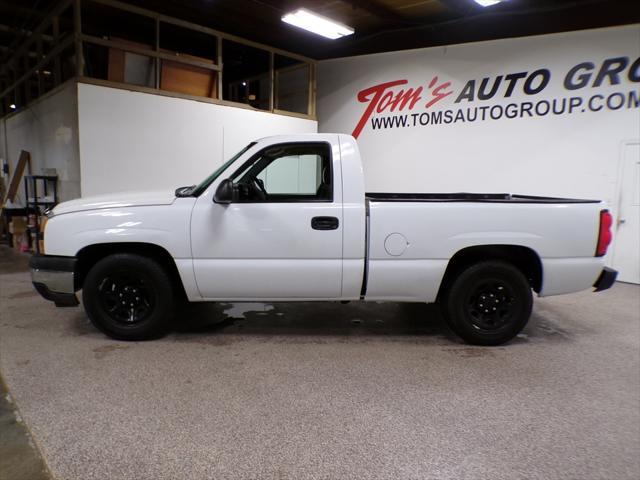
[437,245,543,300]
[75,243,188,301]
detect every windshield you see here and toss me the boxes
[189,142,256,196]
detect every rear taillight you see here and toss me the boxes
[595,209,613,257]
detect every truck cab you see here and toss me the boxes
[188,135,366,300]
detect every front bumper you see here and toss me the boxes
[29,255,79,307]
[593,267,618,292]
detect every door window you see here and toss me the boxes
[231,143,332,202]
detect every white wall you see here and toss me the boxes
[0,82,80,203]
[317,25,640,209]
[77,83,317,196]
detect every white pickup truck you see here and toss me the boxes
[30,134,617,345]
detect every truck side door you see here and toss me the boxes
[190,141,344,300]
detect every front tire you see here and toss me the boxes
[82,254,174,340]
[442,261,533,346]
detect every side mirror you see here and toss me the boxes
[213,178,236,204]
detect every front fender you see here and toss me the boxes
[44,201,195,258]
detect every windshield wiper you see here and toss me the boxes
[175,185,196,197]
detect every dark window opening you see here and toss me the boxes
[82,0,155,47]
[222,40,270,110]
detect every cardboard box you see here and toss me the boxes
[12,233,23,252]
[9,217,27,234]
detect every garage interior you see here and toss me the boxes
[1,1,639,479]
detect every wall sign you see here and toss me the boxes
[352,56,640,138]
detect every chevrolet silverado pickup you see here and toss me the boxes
[30,134,617,345]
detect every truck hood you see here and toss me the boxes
[52,190,177,215]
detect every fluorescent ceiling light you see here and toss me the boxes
[474,0,505,6]
[282,8,354,39]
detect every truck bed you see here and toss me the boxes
[365,193,600,203]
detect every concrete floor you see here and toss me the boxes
[0,377,50,480]
[0,245,639,480]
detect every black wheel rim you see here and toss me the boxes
[97,272,155,325]
[466,280,516,332]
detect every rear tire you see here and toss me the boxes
[442,260,532,346]
[82,253,174,340]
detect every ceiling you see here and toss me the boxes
[1,0,639,63]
